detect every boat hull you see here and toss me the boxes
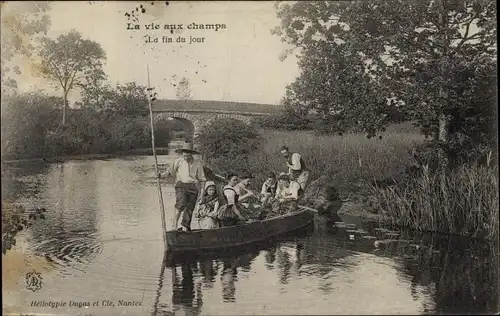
[165,209,314,253]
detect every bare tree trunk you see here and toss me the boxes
[437,6,450,172]
[62,90,68,126]
[438,113,449,144]
[438,88,450,171]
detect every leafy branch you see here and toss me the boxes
[2,203,47,255]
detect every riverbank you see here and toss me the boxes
[1,148,171,165]
[204,127,498,240]
[204,127,422,221]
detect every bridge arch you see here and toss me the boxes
[154,112,200,142]
[153,111,252,141]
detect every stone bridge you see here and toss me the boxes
[152,100,283,141]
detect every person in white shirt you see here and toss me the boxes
[276,174,303,201]
[272,174,303,214]
[159,143,206,231]
[280,146,310,191]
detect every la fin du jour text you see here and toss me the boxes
[127,22,227,44]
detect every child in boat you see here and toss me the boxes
[260,172,278,207]
[217,173,251,226]
[191,181,224,230]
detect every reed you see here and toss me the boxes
[370,164,499,239]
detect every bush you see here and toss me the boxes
[2,201,46,255]
[1,92,61,160]
[198,119,262,175]
[253,110,313,131]
[1,92,161,159]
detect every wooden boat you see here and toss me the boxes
[165,207,315,254]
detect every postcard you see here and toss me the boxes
[2,1,498,315]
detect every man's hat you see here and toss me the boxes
[175,142,200,155]
[279,173,291,181]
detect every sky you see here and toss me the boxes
[15,1,301,105]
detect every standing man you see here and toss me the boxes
[160,143,206,231]
[280,145,309,191]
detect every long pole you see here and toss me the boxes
[147,65,168,250]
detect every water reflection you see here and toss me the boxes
[172,264,197,312]
[275,246,293,284]
[153,227,498,315]
[394,234,499,315]
[198,260,218,286]
[263,247,277,269]
[1,161,53,202]
[220,260,237,302]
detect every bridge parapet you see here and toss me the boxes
[151,99,284,115]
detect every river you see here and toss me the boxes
[2,156,498,315]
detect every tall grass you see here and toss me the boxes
[370,164,499,240]
[244,129,424,198]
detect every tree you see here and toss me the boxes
[254,105,313,131]
[37,30,107,125]
[175,77,193,100]
[198,119,262,174]
[79,71,112,110]
[107,82,148,113]
[1,92,61,160]
[274,0,497,164]
[1,2,52,95]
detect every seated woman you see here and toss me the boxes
[216,173,251,226]
[270,174,303,216]
[191,181,224,230]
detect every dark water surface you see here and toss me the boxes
[2,156,498,315]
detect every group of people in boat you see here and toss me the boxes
[159,143,309,232]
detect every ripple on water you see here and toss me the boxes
[73,239,165,295]
[30,232,103,274]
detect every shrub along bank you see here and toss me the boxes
[1,92,171,161]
